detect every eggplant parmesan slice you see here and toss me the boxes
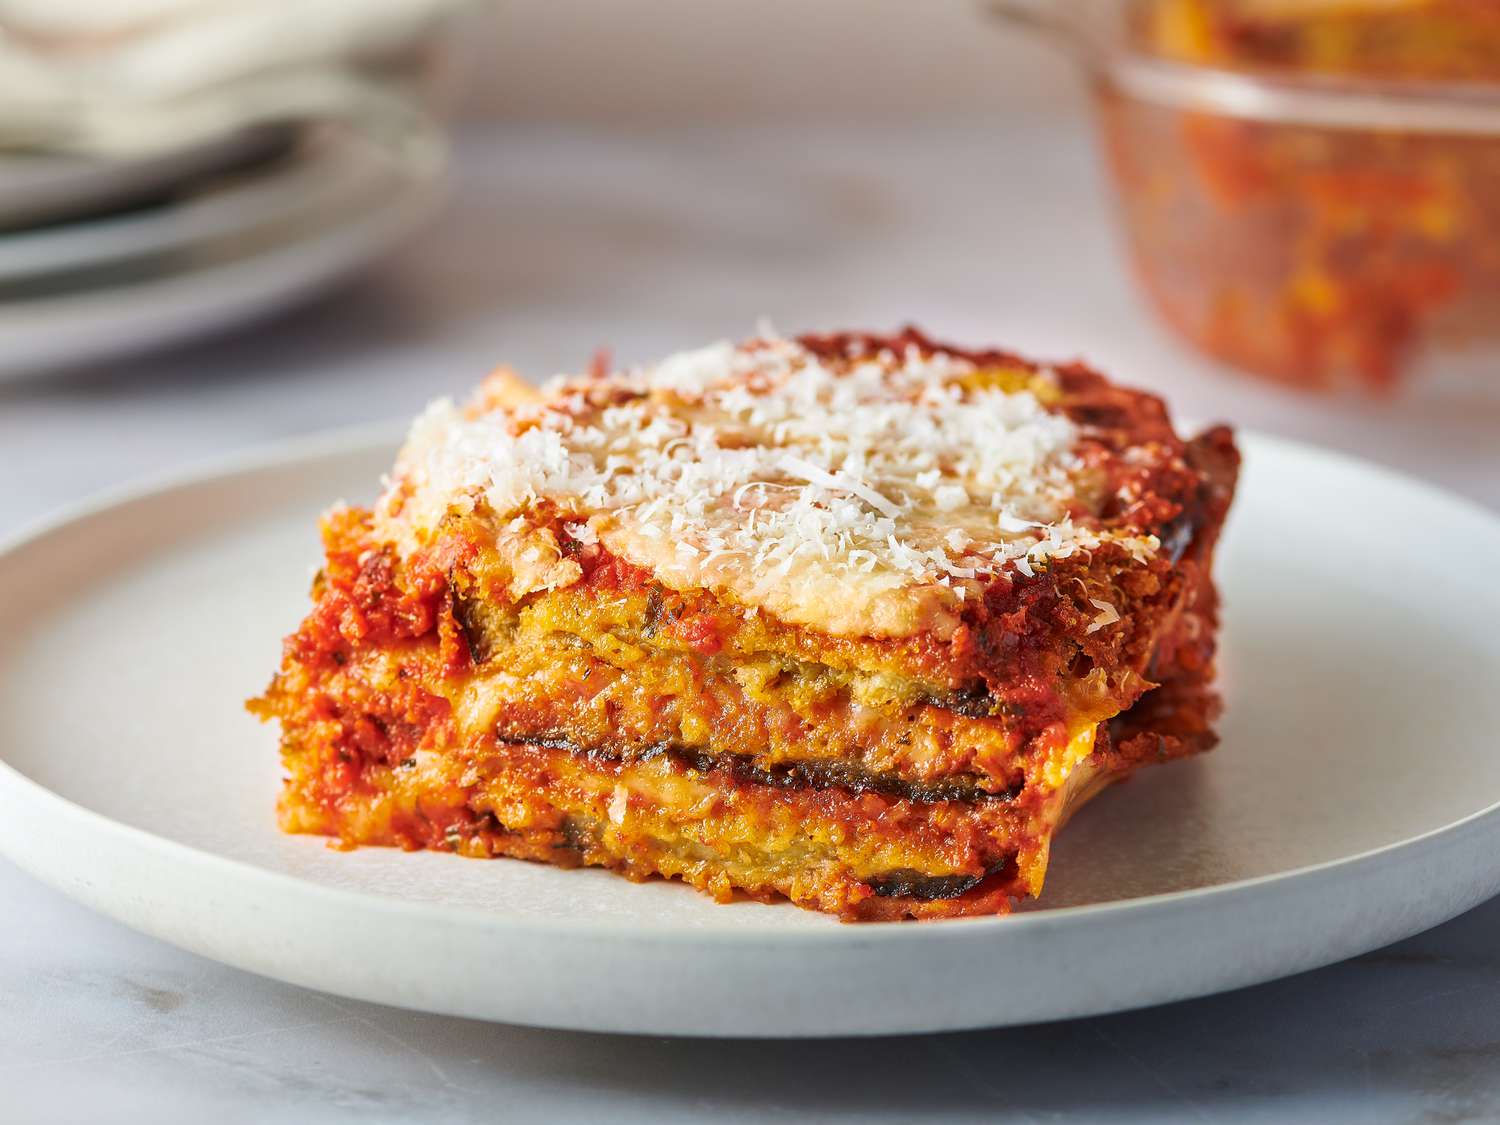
[251,328,1237,920]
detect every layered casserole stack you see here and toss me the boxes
[253,330,1237,919]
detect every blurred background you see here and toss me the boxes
[2,0,1499,521]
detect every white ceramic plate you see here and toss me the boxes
[0,127,292,231]
[0,130,371,283]
[0,126,442,383]
[1,428,1498,1038]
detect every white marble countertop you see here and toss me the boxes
[3,120,1499,1123]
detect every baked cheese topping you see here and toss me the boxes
[378,334,1159,637]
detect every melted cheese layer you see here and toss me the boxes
[376,334,1159,638]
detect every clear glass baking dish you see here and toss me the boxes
[991,0,1500,393]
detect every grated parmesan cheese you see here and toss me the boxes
[1085,598,1121,635]
[379,333,1160,635]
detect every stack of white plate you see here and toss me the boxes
[0,120,444,381]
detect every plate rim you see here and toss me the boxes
[2,422,1499,951]
[0,127,406,283]
[0,124,445,384]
